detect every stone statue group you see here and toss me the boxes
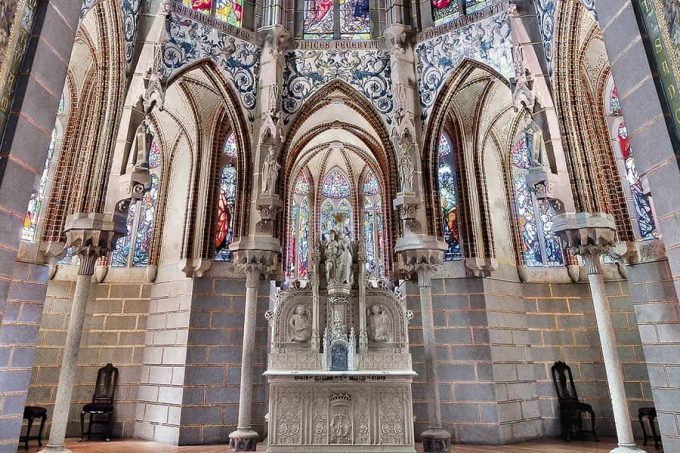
[323,230,354,286]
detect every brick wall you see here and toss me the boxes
[26,279,150,440]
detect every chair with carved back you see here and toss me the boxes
[551,361,598,442]
[80,363,118,442]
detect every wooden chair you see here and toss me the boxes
[639,407,661,449]
[20,406,47,449]
[551,361,598,441]
[80,363,118,442]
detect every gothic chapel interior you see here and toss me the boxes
[2,0,680,452]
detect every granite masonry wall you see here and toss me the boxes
[26,279,151,440]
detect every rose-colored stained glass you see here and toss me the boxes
[216,0,243,27]
[321,169,351,198]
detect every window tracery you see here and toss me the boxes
[287,172,312,280]
[511,136,564,267]
[111,139,162,267]
[437,135,462,261]
[362,169,384,276]
[214,133,238,262]
[181,0,244,27]
[303,0,371,40]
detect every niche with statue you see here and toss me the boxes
[265,237,416,452]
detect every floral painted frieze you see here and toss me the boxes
[282,50,394,125]
[81,0,142,66]
[415,10,513,121]
[534,0,598,77]
[163,11,261,119]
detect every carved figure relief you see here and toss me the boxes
[367,304,391,343]
[288,304,311,342]
[324,230,340,283]
[397,137,415,193]
[337,233,354,285]
[329,394,352,444]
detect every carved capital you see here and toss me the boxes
[64,213,127,276]
[256,194,283,234]
[552,212,617,276]
[234,249,279,286]
[395,238,446,285]
[393,193,421,234]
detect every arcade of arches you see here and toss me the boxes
[0,0,680,452]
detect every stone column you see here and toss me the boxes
[415,264,450,452]
[553,213,643,453]
[42,213,124,452]
[229,263,264,452]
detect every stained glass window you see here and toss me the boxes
[340,0,371,39]
[610,86,623,116]
[287,202,299,279]
[363,170,380,196]
[431,0,461,26]
[464,0,489,14]
[363,200,375,271]
[321,169,351,198]
[511,137,564,267]
[320,199,352,241]
[112,139,162,267]
[21,128,58,242]
[437,135,462,261]
[182,0,243,27]
[214,165,237,261]
[298,199,310,278]
[303,0,371,40]
[224,132,237,159]
[294,172,311,196]
[304,0,335,39]
[617,122,658,240]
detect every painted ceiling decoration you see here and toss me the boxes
[81,0,143,66]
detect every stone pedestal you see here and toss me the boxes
[553,212,644,453]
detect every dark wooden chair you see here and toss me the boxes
[80,363,118,442]
[639,407,660,449]
[551,361,598,442]
[20,406,47,449]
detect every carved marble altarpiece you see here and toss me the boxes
[265,240,416,452]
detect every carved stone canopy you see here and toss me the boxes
[552,212,617,252]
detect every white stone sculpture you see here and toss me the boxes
[262,146,280,194]
[324,230,340,283]
[288,304,311,342]
[398,139,415,193]
[337,232,354,286]
[367,304,390,343]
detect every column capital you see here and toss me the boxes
[394,235,447,285]
[64,212,127,276]
[233,249,279,287]
[552,212,617,276]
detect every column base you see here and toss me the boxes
[229,429,259,452]
[421,428,451,452]
[610,445,646,453]
[39,446,73,453]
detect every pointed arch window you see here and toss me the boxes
[437,135,462,261]
[321,168,352,199]
[303,0,371,40]
[287,172,312,280]
[511,136,564,267]
[362,169,384,276]
[214,133,238,262]
[431,0,491,26]
[111,139,162,267]
[181,0,244,27]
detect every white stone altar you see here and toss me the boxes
[265,242,416,452]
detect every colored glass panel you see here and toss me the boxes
[287,203,299,279]
[304,0,335,39]
[22,128,58,242]
[321,169,351,198]
[132,173,159,267]
[363,170,380,195]
[512,138,542,267]
[431,0,461,26]
[537,199,564,267]
[610,86,623,116]
[224,133,237,159]
[375,200,384,274]
[215,165,237,261]
[617,122,659,240]
[216,0,243,27]
[464,0,488,14]
[183,0,212,14]
[438,135,462,261]
[294,172,310,196]
[298,199,310,279]
[111,202,136,267]
[363,200,375,272]
[340,0,371,39]
[320,199,352,241]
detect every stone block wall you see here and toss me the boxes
[26,279,150,440]
[526,279,653,439]
[628,259,680,451]
[178,277,269,445]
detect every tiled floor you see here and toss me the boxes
[22,438,661,452]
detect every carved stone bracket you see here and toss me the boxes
[394,237,447,285]
[528,164,560,199]
[256,193,283,234]
[464,257,498,278]
[393,193,421,234]
[63,212,127,276]
[233,249,280,286]
[553,212,617,276]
